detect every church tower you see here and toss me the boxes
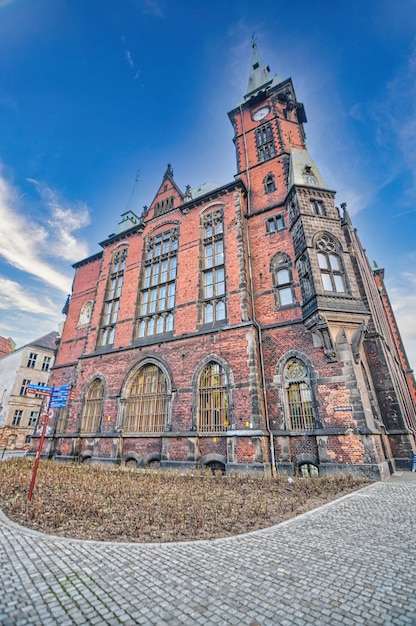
[228,41,415,474]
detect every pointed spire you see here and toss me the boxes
[62,294,71,316]
[245,37,273,98]
[163,163,174,180]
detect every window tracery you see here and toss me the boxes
[271,252,294,308]
[197,361,229,433]
[201,210,226,324]
[283,359,315,431]
[136,229,178,338]
[316,235,346,293]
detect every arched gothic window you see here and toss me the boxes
[271,253,294,307]
[78,300,93,326]
[80,378,104,433]
[201,209,226,324]
[263,173,276,194]
[123,363,169,433]
[283,359,315,431]
[197,361,229,432]
[136,228,178,338]
[316,234,346,293]
[98,247,128,346]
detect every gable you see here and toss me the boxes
[149,165,184,218]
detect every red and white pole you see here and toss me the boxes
[27,396,52,502]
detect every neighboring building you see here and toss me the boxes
[0,332,57,449]
[33,44,416,478]
[0,336,15,358]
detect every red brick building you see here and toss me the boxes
[0,336,15,358]
[34,43,416,478]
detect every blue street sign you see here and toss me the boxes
[50,401,68,408]
[54,385,72,391]
[27,383,53,392]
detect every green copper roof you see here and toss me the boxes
[288,148,328,190]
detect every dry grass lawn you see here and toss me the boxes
[0,459,370,543]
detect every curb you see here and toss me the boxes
[0,482,378,548]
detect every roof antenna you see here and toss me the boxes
[124,169,140,214]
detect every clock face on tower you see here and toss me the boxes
[252,106,270,122]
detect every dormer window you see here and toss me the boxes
[303,165,317,186]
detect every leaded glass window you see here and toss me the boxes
[256,123,276,163]
[316,235,346,293]
[98,248,127,346]
[284,359,315,431]
[136,229,178,337]
[123,364,168,433]
[197,362,229,433]
[80,378,104,433]
[201,210,226,324]
[271,252,294,308]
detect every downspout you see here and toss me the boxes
[239,105,277,476]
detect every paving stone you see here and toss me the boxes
[1,482,416,625]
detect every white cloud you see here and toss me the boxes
[124,48,140,80]
[125,50,134,69]
[27,178,90,261]
[372,38,416,195]
[0,168,89,293]
[0,277,58,316]
[0,308,62,349]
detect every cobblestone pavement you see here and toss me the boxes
[1,478,416,626]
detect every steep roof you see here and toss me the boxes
[148,163,184,216]
[288,148,328,191]
[25,331,58,352]
[241,41,283,104]
[190,182,222,199]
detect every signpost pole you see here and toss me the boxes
[26,383,71,502]
[28,396,52,502]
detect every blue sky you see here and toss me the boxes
[0,0,416,370]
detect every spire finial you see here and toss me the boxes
[164,163,174,179]
[251,33,257,49]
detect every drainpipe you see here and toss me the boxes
[239,105,277,476]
